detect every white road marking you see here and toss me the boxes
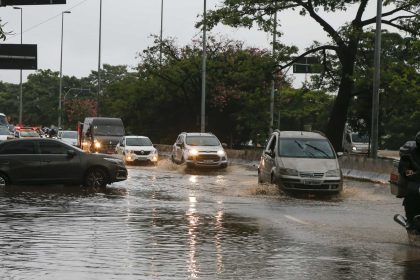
[284,215,310,225]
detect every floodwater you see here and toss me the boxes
[1,160,419,279]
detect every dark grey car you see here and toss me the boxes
[0,138,127,189]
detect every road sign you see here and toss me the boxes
[292,56,322,74]
[0,0,66,6]
[0,44,37,70]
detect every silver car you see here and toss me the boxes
[171,132,228,169]
[258,130,343,194]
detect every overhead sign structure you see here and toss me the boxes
[292,56,322,74]
[0,44,37,70]
[0,0,66,6]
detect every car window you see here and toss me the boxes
[20,130,39,137]
[126,137,152,146]
[185,136,220,146]
[39,141,69,154]
[0,127,9,135]
[265,135,275,152]
[279,138,335,159]
[0,141,36,154]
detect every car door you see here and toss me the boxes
[0,140,42,183]
[261,135,277,182]
[38,140,82,183]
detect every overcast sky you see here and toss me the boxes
[0,0,379,86]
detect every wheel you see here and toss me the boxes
[0,173,8,188]
[257,170,263,184]
[171,154,176,163]
[270,173,275,184]
[84,168,108,189]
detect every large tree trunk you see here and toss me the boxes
[326,51,357,151]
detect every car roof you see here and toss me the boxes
[182,132,215,137]
[276,131,326,140]
[125,135,149,139]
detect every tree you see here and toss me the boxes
[203,0,420,150]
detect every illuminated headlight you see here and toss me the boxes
[352,146,357,151]
[152,155,158,162]
[217,150,226,157]
[94,141,101,148]
[326,169,341,177]
[82,141,89,146]
[279,168,299,176]
[189,149,199,156]
[104,157,124,164]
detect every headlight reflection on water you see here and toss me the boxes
[187,195,199,278]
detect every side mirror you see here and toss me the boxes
[337,152,344,157]
[120,143,125,147]
[67,150,76,158]
[265,150,274,157]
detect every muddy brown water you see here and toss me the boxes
[0,160,419,279]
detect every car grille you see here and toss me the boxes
[196,154,220,161]
[299,172,324,178]
[134,151,151,156]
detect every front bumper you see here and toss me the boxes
[278,176,343,193]
[109,164,128,182]
[125,153,158,163]
[186,154,228,168]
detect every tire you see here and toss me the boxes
[171,154,176,163]
[257,170,263,184]
[84,168,108,189]
[0,173,8,188]
[270,173,275,184]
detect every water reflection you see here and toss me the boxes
[187,195,199,278]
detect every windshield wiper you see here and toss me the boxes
[305,144,330,158]
[294,140,316,157]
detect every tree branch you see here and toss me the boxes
[362,4,412,26]
[355,0,369,22]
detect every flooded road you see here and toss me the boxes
[1,160,419,279]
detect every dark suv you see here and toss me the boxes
[0,139,127,189]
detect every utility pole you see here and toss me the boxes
[269,9,277,134]
[14,7,23,125]
[370,0,382,159]
[159,0,164,65]
[200,0,207,133]
[58,11,71,129]
[97,0,102,117]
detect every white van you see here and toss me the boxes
[258,130,343,194]
[342,130,369,154]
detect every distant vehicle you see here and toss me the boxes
[0,113,8,126]
[14,127,40,138]
[258,130,343,194]
[171,132,228,169]
[58,130,78,146]
[342,130,369,154]
[0,126,14,143]
[78,117,125,154]
[116,136,158,165]
[0,138,127,189]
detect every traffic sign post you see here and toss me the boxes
[0,44,37,70]
[0,0,66,6]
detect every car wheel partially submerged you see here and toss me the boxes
[0,173,8,188]
[84,168,108,189]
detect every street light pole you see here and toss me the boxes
[58,11,71,129]
[14,7,23,125]
[200,0,207,133]
[97,0,103,116]
[370,0,382,159]
[159,0,164,65]
[269,9,277,134]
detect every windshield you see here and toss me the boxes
[0,127,9,135]
[126,137,152,146]
[0,115,7,126]
[62,131,78,139]
[186,136,220,146]
[279,138,336,159]
[93,125,125,136]
[351,133,369,143]
[20,130,39,137]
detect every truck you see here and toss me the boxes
[77,117,125,154]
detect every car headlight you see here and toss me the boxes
[94,141,101,148]
[104,157,124,164]
[217,150,226,157]
[352,146,357,151]
[279,168,299,176]
[189,149,199,156]
[326,169,341,177]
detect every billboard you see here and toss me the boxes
[0,0,66,6]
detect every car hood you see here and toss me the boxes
[126,145,155,152]
[95,135,123,145]
[0,135,8,140]
[185,146,222,152]
[278,157,339,172]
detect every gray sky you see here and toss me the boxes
[0,0,379,86]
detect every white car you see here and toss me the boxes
[171,132,228,169]
[0,126,13,143]
[58,130,78,146]
[116,136,158,165]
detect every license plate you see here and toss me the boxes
[303,180,321,185]
[204,160,213,163]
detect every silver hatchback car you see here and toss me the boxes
[258,130,343,194]
[171,132,228,169]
